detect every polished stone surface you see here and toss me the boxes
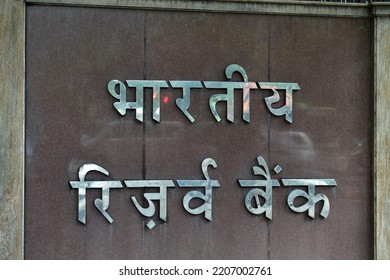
[25,5,372,259]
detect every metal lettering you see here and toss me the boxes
[170,80,203,123]
[108,80,169,122]
[124,180,175,229]
[282,179,337,218]
[69,163,123,224]
[238,156,280,220]
[108,66,301,124]
[204,64,257,122]
[177,158,220,221]
[259,82,300,123]
[69,158,337,227]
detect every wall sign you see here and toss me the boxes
[70,156,336,229]
[24,5,371,259]
[107,64,300,123]
[69,64,337,230]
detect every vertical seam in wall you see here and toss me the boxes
[142,10,148,260]
[142,11,147,181]
[373,11,378,260]
[267,20,271,261]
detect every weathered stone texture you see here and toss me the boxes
[0,0,24,260]
[375,13,390,260]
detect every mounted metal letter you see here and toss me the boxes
[259,82,300,123]
[238,156,281,220]
[282,179,337,218]
[177,158,220,221]
[124,180,175,229]
[69,163,123,224]
[170,80,203,123]
[204,64,257,122]
[108,79,168,122]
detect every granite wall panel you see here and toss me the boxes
[25,5,372,259]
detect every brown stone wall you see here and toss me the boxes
[25,5,372,259]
